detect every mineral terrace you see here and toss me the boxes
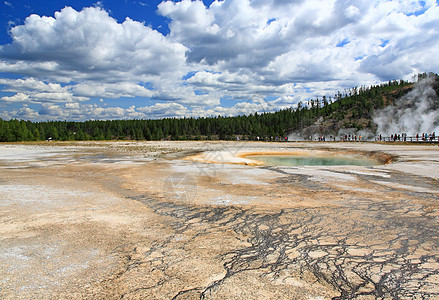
[0,141,438,299]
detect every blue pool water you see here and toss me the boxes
[248,155,378,166]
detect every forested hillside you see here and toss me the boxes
[1,73,437,142]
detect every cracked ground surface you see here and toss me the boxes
[0,141,438,299]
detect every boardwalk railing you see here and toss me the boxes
[375,135,438,143]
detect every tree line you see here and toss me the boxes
[1,73,435,143]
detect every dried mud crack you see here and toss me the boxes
[130,189,439,299]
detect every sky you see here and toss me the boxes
[0,0,438,121]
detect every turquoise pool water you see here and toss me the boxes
[248,155,378,166]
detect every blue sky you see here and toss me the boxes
[0,0,438,121]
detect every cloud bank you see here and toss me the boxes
[1,0,438,121]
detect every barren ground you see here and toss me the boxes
[0,141,438,299]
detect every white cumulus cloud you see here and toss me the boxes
[0,6,187,82]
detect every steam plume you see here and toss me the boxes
[373,75,439,136]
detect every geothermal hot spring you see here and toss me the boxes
[190,149,390,167]
[245,154,380,167]
[235,150,388,167]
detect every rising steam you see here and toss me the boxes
[373,75,439,136]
